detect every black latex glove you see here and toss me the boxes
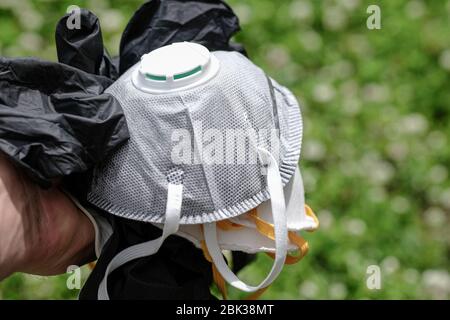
[0,57,128,188]
[55,8,119,79]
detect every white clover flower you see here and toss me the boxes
[427,185,444,204]
[18,32,43,52]
[322,6,348,31]
[328,282,348,299]
[317,210,334,230]
[403,268,420,284]
[386,142,409,162]
[265,46,291,69]
[422,270,450,300]
[233,4,252,25]
[299,30,323,52]
[398,113,429,135]
[391,195,410,214]
[405,0,427,19]
[362,83,391,103]
[381,256,400,274]
[87,0,108,10]
[340,0,360,11]
[438,49,450,72]
[344,218,367,236]
[289,0,313,23]
[427,165,448,185]
[299,280,319,299]
[366,160,395,186]
[312,82,336,103]
[17,8,44,31]
[99,9,124,33]
[423,207,447,227]
[439,188,450,209]
[0,0,23,9]
[303,140,326,161]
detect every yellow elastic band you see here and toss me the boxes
[247,208,310,264]
[305,204,320,231]
[201,240,269,300]
[201,240,228,299]
[266,232,309,264]
[217,219,244,231]
[201,204,318,300]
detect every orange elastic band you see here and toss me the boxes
[247,209,310,264]
[200,204,317,300]
[201,240,228,299]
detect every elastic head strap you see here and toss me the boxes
[203,147,288,292]
[97,178,183,300]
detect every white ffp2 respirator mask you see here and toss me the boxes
[87,42,318,299]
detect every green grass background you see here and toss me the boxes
[0,0,449,299]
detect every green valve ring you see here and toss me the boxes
[134,42,220,93]
[174,65,202,80]
[145,73,167,81]
[145,65,202,81]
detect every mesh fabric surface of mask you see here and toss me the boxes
[87,51,302,224]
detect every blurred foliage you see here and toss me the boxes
[0,0,449,300]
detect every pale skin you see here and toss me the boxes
[0,153,96,281]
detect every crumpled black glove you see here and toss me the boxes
[0,57,128,188]
[118,0,246,74]
[55,8,119,79]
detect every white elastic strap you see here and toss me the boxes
[97,183,183,300]
[204,147,288,292]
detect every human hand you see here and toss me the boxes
[0,153,95,280]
